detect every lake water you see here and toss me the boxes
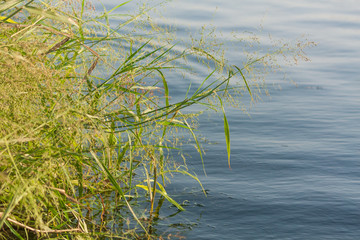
[97,0,360,239]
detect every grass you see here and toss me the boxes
[0,0,314,239]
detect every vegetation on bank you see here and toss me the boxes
[0,0,313,239]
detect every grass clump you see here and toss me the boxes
[0,0,313,239]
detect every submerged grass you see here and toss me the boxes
[0,0,314,239]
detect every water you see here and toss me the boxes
[97,0,360,238]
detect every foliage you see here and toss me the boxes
[0,0,313,238]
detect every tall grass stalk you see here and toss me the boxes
[0,0,314,239]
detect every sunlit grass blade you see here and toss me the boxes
[136,184,185,211]
[0,0,24,13]
[23,6,79,27]
[0,16,18,23]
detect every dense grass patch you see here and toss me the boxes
[0,0,314,239]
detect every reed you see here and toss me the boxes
[0,0,313,239]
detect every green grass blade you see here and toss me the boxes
[0,0,24,13]
[181,116,206,175]
[23,6,79,27]
[4,221,25,240]
[234,65,253,101]
[156,69,169,107]
[217,94,231,168]
[136,184,185,211]
[164,169,206,196]
[0,16,17,23]
[107,0,133,15]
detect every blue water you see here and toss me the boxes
[98,0,360,239]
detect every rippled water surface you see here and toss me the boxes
[97,0,360,239]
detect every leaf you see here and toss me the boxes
[23,6,78,27]
[159,119,190,129]
[234,65,253,101]
[107,0,133,15]
[223,109,231,168]
[156,69,169,107]
[181,116,206,174]
[0,16,18,23]
[0,0,24,13]
[217,94,231,168]
[130,86,160,91]
[136,184,185,211]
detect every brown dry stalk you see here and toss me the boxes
[44,37,71,55]
[87,57,99,76]
[0,212,82,234]
[47,186,80,204]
